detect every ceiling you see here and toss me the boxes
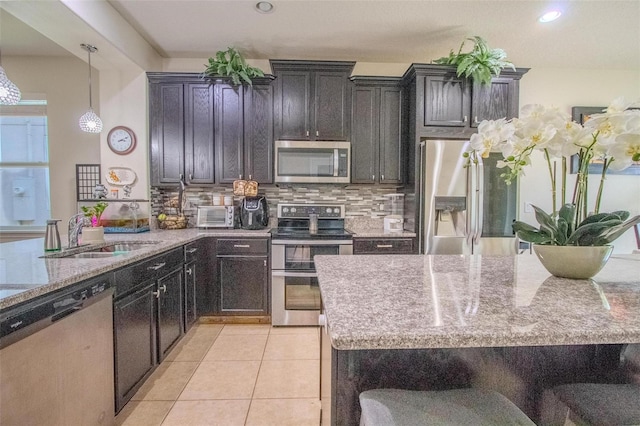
[1,0,639,72]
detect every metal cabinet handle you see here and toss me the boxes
[239,174,243,180]
[263,259,267,267]
[474,116,479,124]
[381,174,385,180]
[189,173,193,180]
[463,116,468,123]
[152,290,160,299]
[160,284,167,293]
[186,267,192,276]
[248,174,252,180]
[306,130,310,137]
[186,248,198,254]
[316,130,319,137]
[147,262,166,271]
[234,244,250,248]
[376,244,393,248]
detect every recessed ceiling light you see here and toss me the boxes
[255,1,274,13]
[539,10,562,23]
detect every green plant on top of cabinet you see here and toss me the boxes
[350,76,404,184]
[271,60,355,141]
[403,64,528,139]
[214,78,274,183]
[148,73,215,186]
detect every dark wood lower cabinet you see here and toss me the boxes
[157,266,183,361]
[216,238,270,316]
[113,282,156,413]
[113,248,184,413]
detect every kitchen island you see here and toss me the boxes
[315,254,640,425]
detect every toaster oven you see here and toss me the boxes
[196,206,235,228]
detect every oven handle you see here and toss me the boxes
[271,240,353,246]
[271,271,318,278]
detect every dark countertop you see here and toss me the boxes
[315,254,640,350]
[0,228,270,310]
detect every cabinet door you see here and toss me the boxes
[185,83,215,184]
[218,256,269,315]
[215,84,245,183]
[114,282,156,413]
[157,267,183,361]
[274,71,311,140]
[379,87,403,184]
[423,75,470,127]
[471,77,518,127]
[149,83,184,185]
[314,71,351,140]
[244,83,274,183]
[184,260,197,332]
[351,86,378,183]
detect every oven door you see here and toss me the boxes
[271,240,352,326]
[272,271,321,326]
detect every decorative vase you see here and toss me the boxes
[532,244,613,279]
[82,226,105,245]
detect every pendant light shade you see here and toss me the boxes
[0,65,21,105]
[79,44,102,133]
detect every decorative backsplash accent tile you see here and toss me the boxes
[150,184,404,228]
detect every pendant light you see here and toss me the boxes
[78,43,103,133]
[0,47,21,105]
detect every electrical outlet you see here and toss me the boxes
[524,202,533,213]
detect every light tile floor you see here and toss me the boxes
[115,324,321,426]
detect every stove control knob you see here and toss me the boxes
[326,208,332,213]
[291,207,297,213]
[282,207,289,213]
[333,208,340,214]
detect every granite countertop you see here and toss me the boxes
[315,254,640,351]
[0,228,270,310]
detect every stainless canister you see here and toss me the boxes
[44,219,62,252]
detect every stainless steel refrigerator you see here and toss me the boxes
[418,139,519,255]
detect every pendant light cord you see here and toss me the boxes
[81,44,97,109]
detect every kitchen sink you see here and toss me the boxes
[42,241,161,259]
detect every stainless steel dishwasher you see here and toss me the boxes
[0,275,115,426]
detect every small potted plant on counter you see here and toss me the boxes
[81,201,109,244]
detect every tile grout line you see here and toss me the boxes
[244,324,271,425]
[159,325,223,426]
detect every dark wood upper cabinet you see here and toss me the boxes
[214,79,274,184]
[402,64,529,140]
[351,77,404,184]
[148,73,273,187]
[148,74,214,186]
[271,60,355,141]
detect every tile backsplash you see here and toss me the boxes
[151,184,404,228]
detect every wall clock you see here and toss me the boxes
[107,126,136,155]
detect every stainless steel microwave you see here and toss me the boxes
[196,206,235,228]
[274,140,350,183]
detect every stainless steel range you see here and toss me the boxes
[271,203,353,326]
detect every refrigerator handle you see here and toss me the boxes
[475,155,485,244]
[418,141,426,253]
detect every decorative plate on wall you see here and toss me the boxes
[106,167,137,186]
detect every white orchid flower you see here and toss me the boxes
[606,96,633,113]
[608,133,640,170]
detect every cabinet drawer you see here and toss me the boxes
[353,238,414,255]
[184,240,202,263]
[216,239,268,255]
[114,247,183,297]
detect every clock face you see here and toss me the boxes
[107,126,136,155]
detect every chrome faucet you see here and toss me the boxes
[68,213,85,248]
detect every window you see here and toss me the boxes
[0,100,51,231]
